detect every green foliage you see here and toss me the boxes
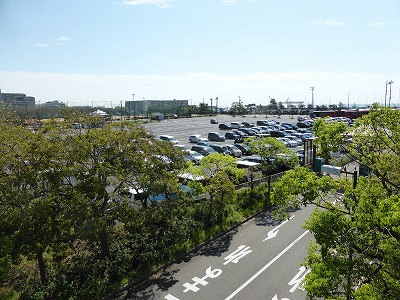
[312,117,348,163]
[272,105,400,299]
[247,137,299,175]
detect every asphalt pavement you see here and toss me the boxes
[117,205,315,300]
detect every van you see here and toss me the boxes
[209,144,231,155]
[191,145,217,156]
[208,132,226,142]
[230,122,244,129]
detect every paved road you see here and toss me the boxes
[120,205,314,300]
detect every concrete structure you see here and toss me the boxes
[125,99,188,116]
[0,90,36,108]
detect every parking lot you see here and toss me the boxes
[142,114,306,156]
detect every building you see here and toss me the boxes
[0,90,36,108]
[40,100,66,108]
[125,99,188,116]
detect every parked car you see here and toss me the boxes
[285,135,302,146]
[210,118,218,124]
[256,120,269,126]
[159,135,179,144]
[219,123,232,130]
[225,144,242,157]
[243,155,264,164]
[188,134,202,143]
[282,122,298,130]
[197,140,213,147]
[238,128,256,136]
[208,132,226,142]
[234,143,252,155]
[269,130,287,138]
[184,151,204,164]
[191,145,217,156]
[277,137,297,148]
[225,131,240,140]
[209,144,232,155]
[173,144,189,151]
[230,122,244,129]
[241,121,254,128]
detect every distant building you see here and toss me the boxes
[0,90,36,108]
[40,100,66,108]
[125,99,188,116]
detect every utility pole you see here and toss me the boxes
[210,98,213,115]
[310,87,314,108]
[388,80,394,107]
[215,97,218,114]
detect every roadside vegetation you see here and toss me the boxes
[2,104,398,300]
[0,108,280,299]
[272,104,400,299]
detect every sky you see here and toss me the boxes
[1,0,399,108]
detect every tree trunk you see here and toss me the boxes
[37,248,47,284]
[207,195,214,226]
[99,227,111,259]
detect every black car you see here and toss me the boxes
[208,132,226,142]
[209,144,232,155]
[219,123,231,130]
[225,131,240,140]
[234,143,252,155]
[241,121,254,128]
[210,118,218,124]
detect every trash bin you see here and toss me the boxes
[315,157,324,173]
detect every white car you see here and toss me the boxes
[189,135,202,143]
[159,135,179,144]
[286,135,302,146]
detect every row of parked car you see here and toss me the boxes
[158,118,314,165]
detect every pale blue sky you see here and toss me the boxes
[1,0,399,107]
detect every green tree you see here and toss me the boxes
[247,137,298,175]
[313,117,348,164]
[272,105,400,299]
[190,153,244,226]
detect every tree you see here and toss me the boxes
[247,137,299,175]
[272,105,400,299]
[229,102,246,116]
[312,118,348,164]
[0,120,70,287]
[189,153,244,226]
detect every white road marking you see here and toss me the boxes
[263,216,295,241]
[225,230,310,300]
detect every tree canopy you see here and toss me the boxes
[272,105,400,299]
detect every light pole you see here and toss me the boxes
[388,80,394,107]
[310,87,314,108]
[347,93,350,109]
[132,94,135,118]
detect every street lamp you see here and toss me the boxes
[347,93,350,109]
[310,87,314,108]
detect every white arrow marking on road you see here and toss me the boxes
[272,295,290,300]
[263,215,295,241]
